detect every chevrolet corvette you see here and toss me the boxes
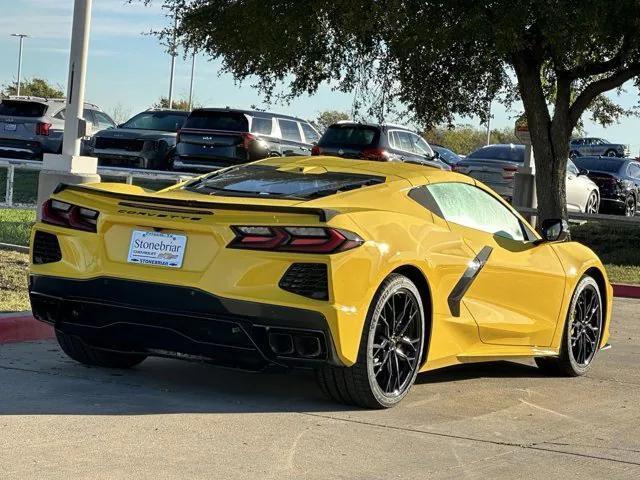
[29,156,612,408]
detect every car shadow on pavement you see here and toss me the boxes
[416,360,542,385]
[0,342,553,416]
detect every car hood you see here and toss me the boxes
[95,128,177,140]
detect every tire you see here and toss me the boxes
[605,149,618,157]
[584,191,599,214]
[535,275,603,376]
[56,330,147,369]
[624,194,636,217]
[316,274,426,408]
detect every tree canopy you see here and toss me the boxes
[2,77,64,99]
[155,0,640,221]
[424,126,519,156]
[314,110,350,132]
[153,97,192,111]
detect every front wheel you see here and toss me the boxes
[624,194,636,217]
[584,191,599,214]
[535,275,603,376]
[605,149,618,157]
[317,274,426,408]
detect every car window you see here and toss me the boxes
[95,111,115,129]
[319,124,378,147]
[573,157,624,173]
[566,160,579,175]
[467,145,525,162]
[53,109,65,120]
[628,163,640,179]
[411,134,434,156]
[278,119,302,142]
[250,117,272,135]
[426,182,526,241]
[300,122,320,144]
[432,146,461,165]
[122,111,188,132]
[0,100,47,117]
[83,109,97,126]
[184,111,248,131]
[391,131,415,153]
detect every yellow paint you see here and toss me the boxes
[30,156,612,369]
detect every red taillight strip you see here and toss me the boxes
[228,226,363,254]
[41,199,99,233]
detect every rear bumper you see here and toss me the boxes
[0,138,43,159]
[29,275,341,370]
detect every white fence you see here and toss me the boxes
[0,158,196,208]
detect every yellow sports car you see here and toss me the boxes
[29,156,612,408]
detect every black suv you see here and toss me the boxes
[311,122,449,170]
[88,109,189,170]
[172,108,321,172]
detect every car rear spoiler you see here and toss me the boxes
[53,183,339,222]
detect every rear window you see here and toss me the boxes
[184,164,385,200]
[573,157,624,173]
[0,100,47,117]
[467,145,524,162]
[319,124,379,147]
[184,111,248,131]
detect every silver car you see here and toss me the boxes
[455,144,600,213]
[0,96,115,159]
[570,137,629,158]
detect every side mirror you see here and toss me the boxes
[540,219,570,243]
[578,168,589,176]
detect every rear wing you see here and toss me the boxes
[53,183,339,222]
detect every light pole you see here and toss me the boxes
[485,100,492,146]
[167,14,178,108]
[11,34,28,96]
[37,0,100,219]
[188,52,196,110]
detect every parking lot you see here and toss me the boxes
[0,298,636,479]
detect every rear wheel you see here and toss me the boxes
[56,330,147,369]
[535,275,603,376]
[317,274,425,408]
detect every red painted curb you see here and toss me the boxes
[612,283,640,299]
[0,314,54,344]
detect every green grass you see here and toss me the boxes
[0,250,30,312]
[0,170,39,204]
[0,208,35,246]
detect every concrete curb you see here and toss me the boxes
[0,313,54,344]
[0,242,29,254]
[612,283,640,299]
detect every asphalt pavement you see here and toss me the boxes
[0,299,639,479]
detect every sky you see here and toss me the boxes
[1,0,638,154]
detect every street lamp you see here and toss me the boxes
[11,34,28,96]
[167,14,178,108]
[188,52,196,110]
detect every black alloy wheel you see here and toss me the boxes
[535,275,603,376]
[316,274,426,408]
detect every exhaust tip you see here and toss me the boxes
[294,335,322,358]
[268,332,294,355]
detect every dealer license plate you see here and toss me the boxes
[4,124,17,131]
[127,230,187,268]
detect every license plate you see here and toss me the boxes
[4,124,16,131]
[127,230,187,268]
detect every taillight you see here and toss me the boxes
[228,226,364,253]
[242,132,256,149]
[502,166,518,180]
[360,148,389,161]
[42,199,99,232]
[311,145,321,155]
[36,122,52,136]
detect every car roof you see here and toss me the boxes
[143,109,190,115]
[192,107,307,123]
[331,121,416,132]
[3,96,101,110]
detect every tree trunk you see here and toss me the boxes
[512,55,570,226]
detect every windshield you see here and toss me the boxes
[573,157,624,173]
[121,111,188,132]
[467,145,524,162]
[184,164,385,199]
[432,146,461,165]
[319,125,379,147]
[0,101,47,117]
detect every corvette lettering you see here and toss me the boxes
[118,209,202,221]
